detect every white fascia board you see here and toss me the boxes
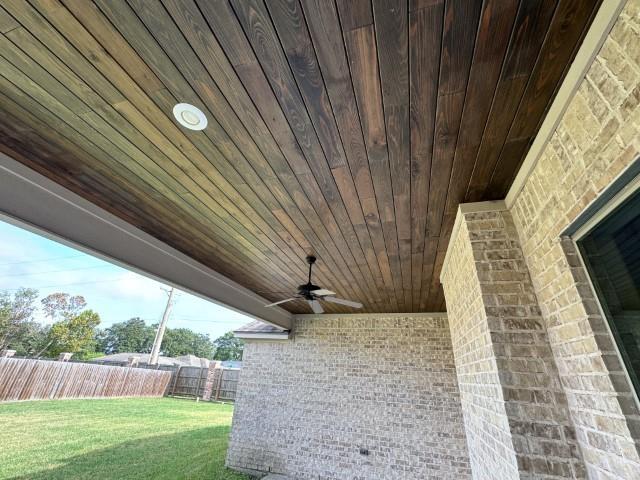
[293,312,448,320]
[234,332,290,340]
[0,152,292,330]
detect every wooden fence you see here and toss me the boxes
[166,365,208,398]
[0,357,172,402]
[166,366,240,401]
[215,368,239,401]
[90,360,241,401]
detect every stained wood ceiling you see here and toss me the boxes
[0,0,600,313]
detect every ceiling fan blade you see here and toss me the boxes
[308,299,324,314]
[264,297,297,307]
[323,297,363,309]
[311,288,335,297]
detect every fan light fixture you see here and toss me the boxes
[173,103,207,131]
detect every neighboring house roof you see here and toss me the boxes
[93,353,210,367]
[234,320,289,340]
[176,354,207,367]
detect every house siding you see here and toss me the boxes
[226,314,471,479]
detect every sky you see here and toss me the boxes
[0,219,253,339]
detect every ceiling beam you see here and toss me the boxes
[0,151,292,330]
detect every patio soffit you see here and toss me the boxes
[0,0,601,314]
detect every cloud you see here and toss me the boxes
[0,220,252,337]
[0,221,168,325]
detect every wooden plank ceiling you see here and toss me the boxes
[0,0,600,313]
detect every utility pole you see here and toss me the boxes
[149,287,175,365]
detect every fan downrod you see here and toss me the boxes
[299,255,319,299]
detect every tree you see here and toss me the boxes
[0,288,39,352]
[47,309,101,358]
[213,331,244,361]
[33,293,97,358]
[7,321,50,357]
[41,293,86,322]
[96,318,155,355]
[95,319,215,359]
[162,328,215,359]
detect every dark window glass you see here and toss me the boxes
[578,189,640,395]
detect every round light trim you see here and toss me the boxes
[172,103,207,131]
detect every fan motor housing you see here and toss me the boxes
[298,282,320,299]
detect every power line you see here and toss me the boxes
[140,317,244,325]
[0,276,130,291]
[0,264,112,278]
[0,254,87,266]
[171,317,247,324]
[140,316,237,322]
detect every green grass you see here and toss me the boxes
[0,398,250,480]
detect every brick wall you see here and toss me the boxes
[441,207,583,479]
[509,1,640,478]
[226,314,471,479]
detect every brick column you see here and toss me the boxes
[202,361,223,401]
[441,202,584,479]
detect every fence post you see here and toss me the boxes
[58,352,73,362]
[214,367,223,401]
[195,366,206,401]
[170,365,181,396]
[127,356,140,367]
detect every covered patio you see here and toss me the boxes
[1,0,639,478]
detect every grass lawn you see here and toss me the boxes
[0,397,250,480]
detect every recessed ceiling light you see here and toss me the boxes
[172,103,207,131]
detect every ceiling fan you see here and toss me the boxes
[264,256,363,314]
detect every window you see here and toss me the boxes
[577,187,640,396]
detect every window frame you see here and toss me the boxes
[570,161,640,407]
